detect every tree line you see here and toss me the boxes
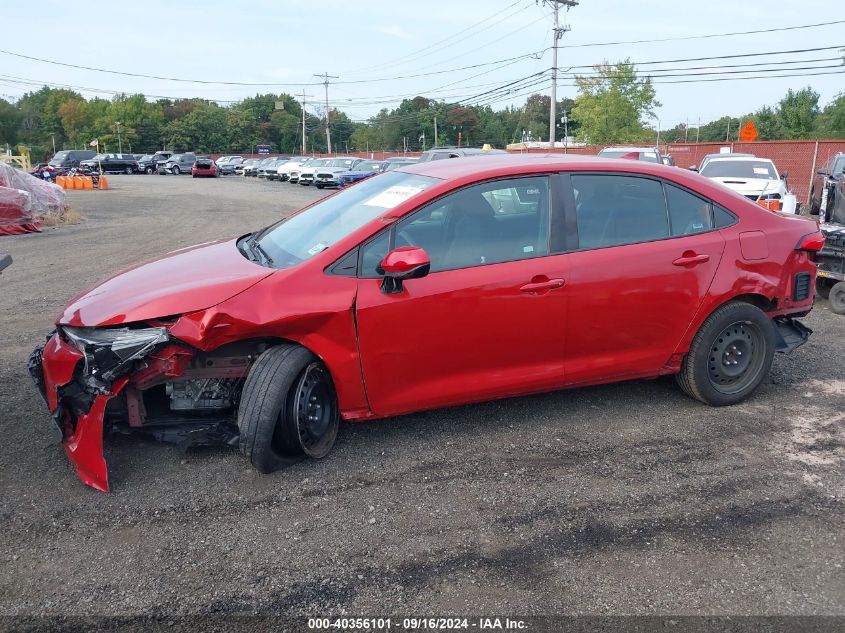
[0,61,842,160]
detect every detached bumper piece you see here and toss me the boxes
[773,317,812,355]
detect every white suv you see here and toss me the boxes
[699,156,797,214]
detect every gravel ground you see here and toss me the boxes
[0,174,843,620]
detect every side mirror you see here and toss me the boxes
[689,165,698,172]
[780,171,788,180]
[377,246,430,294]
[817,169,828,176]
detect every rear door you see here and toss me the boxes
[561,173,725,384]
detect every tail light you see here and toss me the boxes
[757,198,782,212]
[795,231,825,252]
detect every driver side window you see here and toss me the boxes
[358,176,550,277]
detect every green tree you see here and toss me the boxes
[0,98,21,146]
[571,60,659,144]
[776,87,819,139]
[815,93,845,138]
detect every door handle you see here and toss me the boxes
[672,253,710,266]
[520,278,565,293]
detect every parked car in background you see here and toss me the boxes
[258,157,289,179]
[298,158,331,186]
[157,153,197,175]
[267,156,302,181]
[29,154,822,492]
[219,157,244,175]
[690,153,755,173]
[289,158,323,184]
[47,150,97,174]
[138,152,173,174]
[809,152,845,221]
[598,146,667,164]
[416,146,506,162]
[79,153,139,174]
[215,156,242,168]
[237,158,260,176]
[336,160,390,187]
[314,157,364,188]
[277,157,310,182]
[192,157,218,178]
[244,158,271,177]
[698,155,797,214]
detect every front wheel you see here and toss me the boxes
[172,166,181,175]
[676,301,776,406]
[238,344,339,473]
[124,166,133,175]
[830,281,845,315]
[145,166,154,174]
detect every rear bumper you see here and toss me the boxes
[773,317,812,354]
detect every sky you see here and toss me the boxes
[1,0,843,131]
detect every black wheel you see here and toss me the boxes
[192,174,196,178]
[238,344,339,473]
[316,184,323,189]
[172,165,181,175]
[145,166,154,174]
[124,166,133,175]
[816,278,832,300]
[830,281,845,315]
[676,301,776,406]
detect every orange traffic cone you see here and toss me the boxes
[98,175,109,190]
[56,175,66,189]
[82,176,94,190]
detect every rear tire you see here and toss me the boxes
[830,282,845,315]
[676,301,776,406]
[238,344,339,473]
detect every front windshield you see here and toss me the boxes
[255,170,439,269]
[356,161,384,172]
[93,153,108,160]
[701,160,777,180]
[139,154,153,161]
[49,151,69,165]
[327,158,358,168]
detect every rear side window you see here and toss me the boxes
[665,184,713,236]
[572,175,669,249]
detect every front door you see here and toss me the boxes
[354,176,570,417]
[562,173,725,384]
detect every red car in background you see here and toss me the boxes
[30,155,823,491]
[191,157,218,178]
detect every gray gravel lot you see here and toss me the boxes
[0,174,843,619]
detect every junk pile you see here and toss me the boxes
[0,161,68,236]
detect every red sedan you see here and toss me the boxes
[191,157,218,178]
[30,155,823,491]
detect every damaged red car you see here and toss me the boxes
[30,155,824,491]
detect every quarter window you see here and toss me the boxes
[665,183,713,236]
[572,175,669,249]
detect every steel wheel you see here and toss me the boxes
[707,321,766,395]
[125,166,133,175]
[289,362,338,458]
[172,165,180,175]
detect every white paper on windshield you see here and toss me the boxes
[753,167,770,175]
[307,243,328,256]
[362,185,424,208]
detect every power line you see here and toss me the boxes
[557,19,845,49]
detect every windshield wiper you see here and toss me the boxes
[247,235,274,266]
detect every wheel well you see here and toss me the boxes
[730,293,777,313]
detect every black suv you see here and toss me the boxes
[809,152,845,221]
[79,153,139,174]
[138,152,173,174]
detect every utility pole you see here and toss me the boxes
[299,89,313,155]
[433,116,438,147]
[314,72,338,154]
[543,0,578,150]
[115,121,122,154]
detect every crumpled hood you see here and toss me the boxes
[59,238,273,327]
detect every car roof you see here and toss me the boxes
[705,156,773,163]
[600,146,659,152]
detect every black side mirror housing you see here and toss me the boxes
[689,165,698,172]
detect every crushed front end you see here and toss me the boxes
[29,325,257,492]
